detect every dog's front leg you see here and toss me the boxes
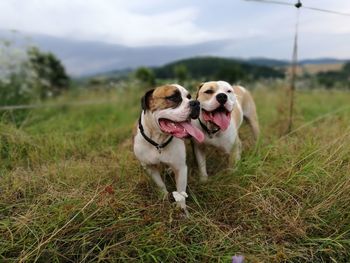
[143,164,168,199]
[229,137,242,168]
[194,143,208,182]
[233,136,242,162]
[172,164,189,214]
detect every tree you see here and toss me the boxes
[27,47,70,98]
[135,67,155,87]
[343,62,350,74]
[316,62,350,89]
[215,65,244,83]
[173,64,188,83]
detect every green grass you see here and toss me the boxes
[1,86,350,262]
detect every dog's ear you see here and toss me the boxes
[141,89,155,111]
[196,83,204,99]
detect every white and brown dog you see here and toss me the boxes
[133,84,204,212]
[193,81,259,181]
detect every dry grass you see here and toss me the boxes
[285,63,344,76]
[1,85,350,262]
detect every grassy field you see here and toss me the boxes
[285,63,345,76]
[1,84,350,262]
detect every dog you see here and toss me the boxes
[192,81,259,181]
[133,84,205,213]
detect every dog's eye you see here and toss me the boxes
[187,94,191,99]
[227,90,232,93]
[166,94,182,104]
[204,89,214,94]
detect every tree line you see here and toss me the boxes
[316,62,350,89]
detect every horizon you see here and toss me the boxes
[2,29,348,77]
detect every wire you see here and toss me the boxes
[244,0,350,17]
[303,5,350,17]
[244,0,293,7]
[244,0,350,133]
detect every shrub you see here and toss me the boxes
[0,40,70,106]
[134,67,156,87]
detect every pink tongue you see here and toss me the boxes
[181,122,205,143]
[212,112,231,131]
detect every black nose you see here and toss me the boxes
[216,93,227,105]
[189,100,200,119]
[189,100,200,108]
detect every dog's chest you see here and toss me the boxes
[134,133,185,166]
[204,124,238,153]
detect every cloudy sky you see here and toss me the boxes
[1,0,349,74]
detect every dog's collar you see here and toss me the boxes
[198,118,220,137]
[138,113,173,153]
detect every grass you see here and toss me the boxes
[1,85,350,262]
[285,63,344,76]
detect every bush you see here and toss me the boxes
[0,40,70,106]
[27,47,70,98]
[134,67,156,87]
[173,64,188,83]
[316,62,350,89]
[0,40,37,105]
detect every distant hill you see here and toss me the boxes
[245,58,289,67]
[0,30,231,76]
[154,56,285,82]
[78,57,349,81]
[299,58,347,65]
[246,58,348,67]
[2,30,349,77]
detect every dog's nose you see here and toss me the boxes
[189,100,200,119]
[189,100,200,108]
[216,93,227,105]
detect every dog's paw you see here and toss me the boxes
[172,191,188,202]
[172,192,189,217]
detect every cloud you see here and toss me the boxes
[1,0,349,61]
[0,0,224,46]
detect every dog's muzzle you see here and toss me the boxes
[189,100,200,119]
[216,93,227,105]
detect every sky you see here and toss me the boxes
[1,0,350,69]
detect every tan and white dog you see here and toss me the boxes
[193,81,259,181]
[133,84,204,212]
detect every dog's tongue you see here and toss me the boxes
[180,121,205,143]
[159,119,204,143]
[212,111,231,131]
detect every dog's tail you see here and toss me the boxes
[234,86,260,142]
